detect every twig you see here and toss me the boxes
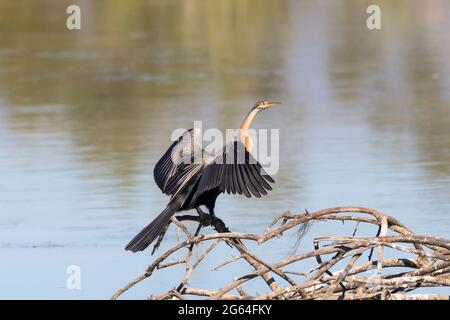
[112,206,450,300]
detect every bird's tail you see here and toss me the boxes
[125,206,175,252]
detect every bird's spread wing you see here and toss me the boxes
[195,140,275,198]
[154,128,207,195]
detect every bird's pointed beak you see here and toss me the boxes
[267,101,281,108]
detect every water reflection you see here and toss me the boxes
[0,0,449,298]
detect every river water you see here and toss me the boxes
[0,0,449,299]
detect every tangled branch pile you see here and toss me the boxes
[112,206,450,300]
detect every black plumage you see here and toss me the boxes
[125,101,278,253]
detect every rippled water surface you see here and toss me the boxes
[0,0,449,298]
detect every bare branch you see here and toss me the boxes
[112,206,450,300]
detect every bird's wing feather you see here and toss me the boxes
[195,140,274,198]
[154,128,208,195]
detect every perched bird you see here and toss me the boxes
[125,101,280,252]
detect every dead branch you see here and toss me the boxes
[112,206,450,300]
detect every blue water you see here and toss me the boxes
[0,0,449,299]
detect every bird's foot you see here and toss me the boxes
[200,215,212,227]
[196,207,212,227]
[196,208,230,233]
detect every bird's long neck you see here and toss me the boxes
[239,108,259,151]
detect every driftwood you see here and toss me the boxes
[112,206,450,300]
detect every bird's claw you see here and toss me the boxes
[211,217,230,233]
[196,207,212,227]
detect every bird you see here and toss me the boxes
[125,100,280,252]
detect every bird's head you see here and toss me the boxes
[252,100,281,111]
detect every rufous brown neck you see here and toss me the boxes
[239,108,259,151]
